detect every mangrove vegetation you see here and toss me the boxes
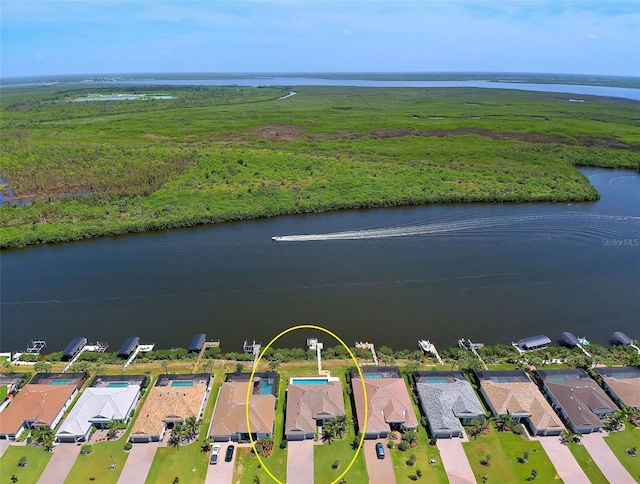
[1,85,639,248]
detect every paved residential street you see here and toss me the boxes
[582,433,636,484]
[437,436,475,484]
[536,436,590,484]
[38,442,82,484]
[286,440,314,484]
[117,442,161,484]
[362,440,395,484]
[205,443,236,484]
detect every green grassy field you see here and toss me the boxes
[1,84,638,248]
[0,445,53,484]
[604,425,640,480]
[463,426,561,482]
[567,442,609,484]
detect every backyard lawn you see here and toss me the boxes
[0,445,53,484]
[567,442,609,484]
[463,426,560,482]
[604,425,640,480]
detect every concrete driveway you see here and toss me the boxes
[38,442,81,484]
[205,443,236,484]
[117,442,160,484]
[0,440,12,458]
[437,436,475,484]
[582,432,636,484]
[535,436,589,483]
[363,440,395,484]
[286,440,314,484]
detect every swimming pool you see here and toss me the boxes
[107,382,129,388]
[51,380,73,385]
[291,378,329,385]
[171,381,193,387]
[424,377,450,383]
[363,374,384,379]
[259,379,275,395]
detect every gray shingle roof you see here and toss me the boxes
[416,378,484,434]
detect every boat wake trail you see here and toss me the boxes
[272,212,640,242]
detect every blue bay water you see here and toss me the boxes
[1,168,638,353]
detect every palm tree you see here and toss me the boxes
[184,416,200,442]
[334,415,348,438]
[322,421,337,444]
[200,437,212,453]
[161,360,169,374]
[107,420,119,439]
[31,426,55,450]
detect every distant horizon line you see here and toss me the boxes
[3,71,640,81]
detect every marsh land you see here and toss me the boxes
[1,84,639,248]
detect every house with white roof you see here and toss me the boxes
[56,385,141,442]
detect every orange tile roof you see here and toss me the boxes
[0,384,77,434]
[130,382,207,439]
[352,377,418,435]
[209,382,275,437]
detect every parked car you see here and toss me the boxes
[225,444,235,462]
[210,445,221,465]
[375,442,385,460]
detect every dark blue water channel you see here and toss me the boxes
[1,168,639,353]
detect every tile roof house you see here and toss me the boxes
[0,380,83,440]
[475,370,564,436]
[209,381,275,442]
[56,385,141,442]
[351,367,418,439]
[537,369,618,434]
[129,374,211,443]
[285,377,344,441]
[414,371,485,439]
[595,366,640,410]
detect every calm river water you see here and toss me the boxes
[1,168,639,353]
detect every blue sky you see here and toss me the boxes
[2,1,639,78]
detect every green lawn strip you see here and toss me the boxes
[390,440,446,484]
[234,446,287,484]
[604,425,640,479]
[0,385,8,402]
[463,427,560,482]
[0,444,53,484]
[566,442,609,484]
[64,438,129,484]
[144,371,223,484]
[314,438,367,484]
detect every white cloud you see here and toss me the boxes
[588,33,598,40]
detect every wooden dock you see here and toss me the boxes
[355,341,379,366]
[458,338,488,370]
[195,340,220,369]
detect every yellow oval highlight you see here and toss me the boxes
[245,324,368,484]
